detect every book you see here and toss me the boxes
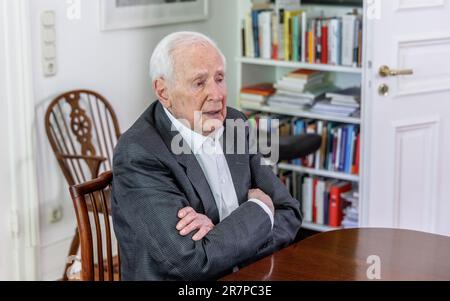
[259,11,273,59]
[321,19,329,65]
[284,10,303,60]
[240,93,268,103]
[286,69,324,80]
[241,83,276,96]
[329,182,352,227]
[302,177,313,222]
[328,18,342,65]
[342,14,357,67]
[326,86,361,103]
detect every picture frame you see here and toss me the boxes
[100,0,209,31]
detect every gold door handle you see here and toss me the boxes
[379,65,414,77]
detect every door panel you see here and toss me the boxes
[364,0,450,236]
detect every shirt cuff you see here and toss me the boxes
[248,198,274,229]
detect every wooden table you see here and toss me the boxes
[221,228,450,281]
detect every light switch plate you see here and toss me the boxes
[41,10,57,77]
[42,27,56,43]
[43,43,56,59]
[41,11,55,26]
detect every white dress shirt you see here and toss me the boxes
[164,107,274,227]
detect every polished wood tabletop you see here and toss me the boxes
[221,228,450,281]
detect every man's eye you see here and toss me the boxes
[196,81,205,87]
[216,77,224,83]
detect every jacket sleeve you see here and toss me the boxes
[112,142,273,280]
[249,152,303,258]
[239,110,303,261]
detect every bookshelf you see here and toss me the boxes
[238,101,361,124]
[237,57,362,74]
[277,163,360,182]
[237,0,364,233]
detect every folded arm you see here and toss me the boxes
[112,145,273,280]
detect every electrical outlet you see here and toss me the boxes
[41,10,57,77]
[50,205,63,223]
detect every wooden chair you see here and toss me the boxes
[69,171,120,281]
[44,90,121,280]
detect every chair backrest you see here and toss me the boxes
[69,171,120,281]
[45,90,121,185]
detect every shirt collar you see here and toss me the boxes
[163,106,224,154]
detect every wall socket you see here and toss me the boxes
[50,205,63,223]
[41,10,57,77]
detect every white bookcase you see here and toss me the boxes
[236,1,365,233]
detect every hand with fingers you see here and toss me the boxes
[176,207,215,241]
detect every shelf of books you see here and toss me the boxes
[238,0,363,232]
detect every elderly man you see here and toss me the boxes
[112,31,302,281]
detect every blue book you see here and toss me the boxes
[251,10,260,58]
[345,125,355,173]
[293,120,305,165]
[325,123,334,170]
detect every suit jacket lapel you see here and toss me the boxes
[222,118,249,206]
[153,102,220,224]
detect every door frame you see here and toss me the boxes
[0,0,40,280]
[360,0,376,227]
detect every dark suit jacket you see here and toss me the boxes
[112,101,302,280]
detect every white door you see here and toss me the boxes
[362,0,450,236]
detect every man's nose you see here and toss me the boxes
[207,81,225,102]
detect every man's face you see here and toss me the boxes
[161,43,227,136]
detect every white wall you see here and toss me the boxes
[0,9,15,280]
[30,0,239,280]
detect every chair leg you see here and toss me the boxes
[62,228,80,281]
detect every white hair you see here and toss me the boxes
[149,31,226,83]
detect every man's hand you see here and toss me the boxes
[177,207,215,241]
[248,189,274,215]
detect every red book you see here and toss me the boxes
[272,43,278,60]
[312,178,318,223]
[240,83,275,96]
[329,182,352,227]
[321,23,328,64]
[352,133,360,175]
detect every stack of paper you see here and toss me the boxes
[341,189,359,229]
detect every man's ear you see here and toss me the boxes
[153,78,171,108]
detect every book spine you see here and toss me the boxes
[252,10,260,58]
[321,20,328,65]
[329,186,341,227]
[292,15,299,61]
[316,180,325,225]
[301,11,307,62]
[342,14,356,66]
[315,18,322,63]
[272,13,278,60]
[308,20,315,64]
[278,9,285,60]
[312,178,318,223]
